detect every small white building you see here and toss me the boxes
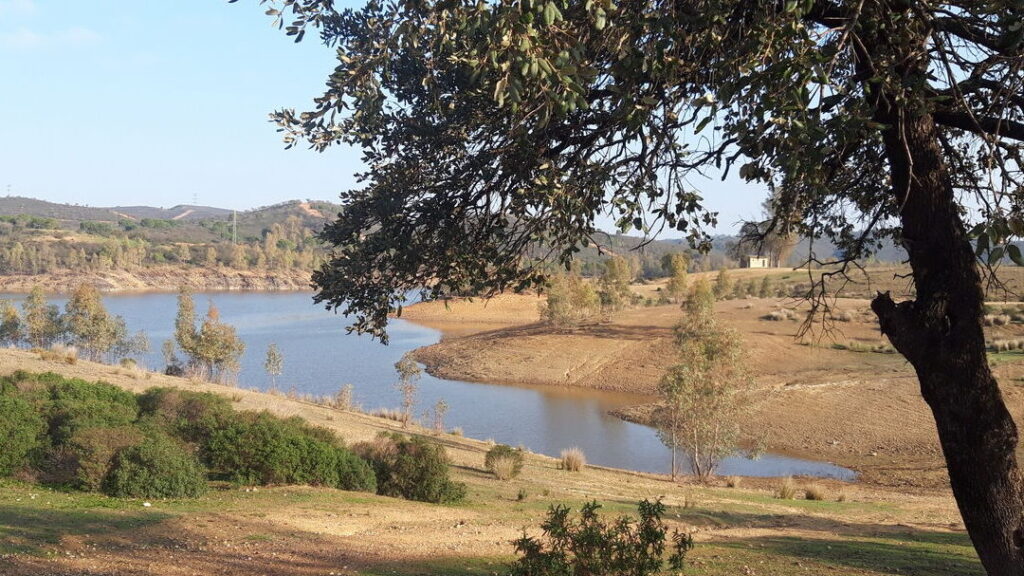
[741,255,769,268]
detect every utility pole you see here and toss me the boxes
[232,210,237,244]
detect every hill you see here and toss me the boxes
[0,195,917,292]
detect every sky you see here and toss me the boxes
[0,0,767,234]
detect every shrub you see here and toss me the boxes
[510,500,693,576]
[46,377,139,445]
[775,476,797,500]
[485,444,525,480]
[0,394,46,475]
[560,447,586,472]
[103,435,208,498]
[804,484,827,501]
[137,387,233,443]
[354,432,466,503]
[68,426,144,491]
[202,411,374,492]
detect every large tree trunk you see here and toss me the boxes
[853,6,1024,572]
[870,94,1024,576]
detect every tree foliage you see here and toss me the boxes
[22,286,62,348]
[656,289,748,480]
[64,284,131,362]
[264,343,284,388]
[173,287,245,382]
[540,273,601,326]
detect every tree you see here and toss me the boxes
[712,269,732,299]
[264,343,284,389]
[539,273,600,326]
[432,399,448,434]
[597,255,633,312]
[0,299,23,347]
[174,286,198,359]
[22,285,62,348]
[656,300,748,481]
[394,353,421,427]
[662,254,689,303]
[173,288,244,382]
[256,2,1024,571]
[193,303,246,383]
[64,284,130,362]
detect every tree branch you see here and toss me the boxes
[933,110,1024,142]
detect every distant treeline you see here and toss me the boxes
[0,215,324,275]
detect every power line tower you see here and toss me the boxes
[232,210,237,245]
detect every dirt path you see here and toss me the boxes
[298,202,325,219]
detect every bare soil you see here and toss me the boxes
[401,271,1024,491]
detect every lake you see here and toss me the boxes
[4,291,855,480]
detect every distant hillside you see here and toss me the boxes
[113,204,233,221]
[0,197,122,222]
[0,195,912,287]
[0,197,343,281]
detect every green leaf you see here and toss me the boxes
[1009,245,1024,266]
[989,246,1005,265]
[543,2,555,26]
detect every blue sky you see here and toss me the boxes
[0,0,766,233]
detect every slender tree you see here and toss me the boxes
[253,2,1024,571]
[193,303,246,383]
[394,353,421,428]
[174,286,198,360]
[64,284,129,362]
[662,254,689,303]
[264,343,284,389]
[22,285,62,348]
[0,299,23,347]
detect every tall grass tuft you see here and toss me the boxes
[804,484,827,501]
[560,447,586,472]
[775,476,797,500]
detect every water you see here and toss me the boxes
[3,291,855,480]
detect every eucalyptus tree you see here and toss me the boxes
[247,1,1024,571]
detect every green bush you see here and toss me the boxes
[485,444,525,480]
[103,434,208,498]
[137,387,233,442]
[1,372,376,497]
[0,394,46,475]
[510,500,693,576]
[355,433,466,504]
[46,377,139,444]
[67,426,144,491]
[202,411,374,492]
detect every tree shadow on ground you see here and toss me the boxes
[721,534,983,576]
[590,497,983,575]
[0,504,172,555]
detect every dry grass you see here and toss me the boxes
[804,484,827,501]
[488,455,521,481]
[775,476,797,500]
[560,447,586,472]
[37,344,78,365]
